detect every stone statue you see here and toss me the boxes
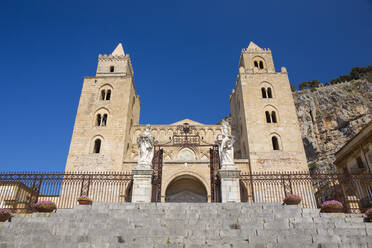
[137,125,155,168]
[216,120,235,168]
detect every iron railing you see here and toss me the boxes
[0,172,133,212]
[240,171,372,213]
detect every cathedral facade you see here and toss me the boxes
[65,42,308,202]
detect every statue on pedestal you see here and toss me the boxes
[136,125,155,168]
[216,120,235,168]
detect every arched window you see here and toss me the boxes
[271,111,277,123]
[106,90,111,100]
[265,111,271,123]
[261,88,267,98]
[96,114,102,126]
[100,90,106,100]
[110,66,115,72]
[254,61,259,68]
[102,114,108,126]
[272,136,279,150]
[259,61,264,69]
[93,139,101,153]
[267,87,273,98]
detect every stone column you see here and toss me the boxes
[131,168,153,203]
[219,167,241,203]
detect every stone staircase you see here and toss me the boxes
[0,203,371,248]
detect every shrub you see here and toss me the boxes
[0,208,11,215]
[0,209,11,222]
[35,201,57,212]
[321,200,343,212]
[283,194,302,205]
[365,208,372,219]
[77,195,92,201]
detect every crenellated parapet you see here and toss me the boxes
[96,43,133,77]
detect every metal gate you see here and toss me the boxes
[151,146,163,202]
[210,145,221,202]
[150,123,221,203]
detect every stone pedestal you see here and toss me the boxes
[219,169,241,203]
[131,168,153,203]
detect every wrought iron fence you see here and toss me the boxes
[0,172,133,213]
[240,171,372,213]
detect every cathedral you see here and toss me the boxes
[64,42,309,203]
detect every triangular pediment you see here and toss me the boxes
[170,119,205,126]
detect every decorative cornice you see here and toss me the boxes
[98,54,129,62]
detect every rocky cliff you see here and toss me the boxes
[294,80,372,171]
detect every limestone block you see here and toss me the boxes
[131,169,153,203]
[219,169,241,203]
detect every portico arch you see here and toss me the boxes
[164,173,209,203]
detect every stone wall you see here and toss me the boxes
[294,80,372,171]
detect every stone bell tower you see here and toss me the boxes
[65,43,140,172]
[230,42,308,172]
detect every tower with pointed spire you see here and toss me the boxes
[230,42,308,172]
[65,43,140,172]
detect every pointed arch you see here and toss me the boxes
[264,105,279,123]
[269,133,282,151]
[90,135,104,154]
[98,84,114,101]
[178,147,196,160]
[252,56,266,70]
[94,107,111,114]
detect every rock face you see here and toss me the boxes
[294,80,372,171]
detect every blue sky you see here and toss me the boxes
[1,0,371,171]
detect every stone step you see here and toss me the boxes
[1,203,371,248]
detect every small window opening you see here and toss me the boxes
[102,114,108,126]
[272,136,279,150]
[271,111,277,123]
[265,111,271,123]
[93,139,101,153]
[100,90,105,100]
[356,157,364,169]
[261,88,267,98]
[259,61,264,69]
[254,61,259,68]
[110,66,115,72]
[106,90,111,100]
[96,114,102,126]
[267,88,273,98]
